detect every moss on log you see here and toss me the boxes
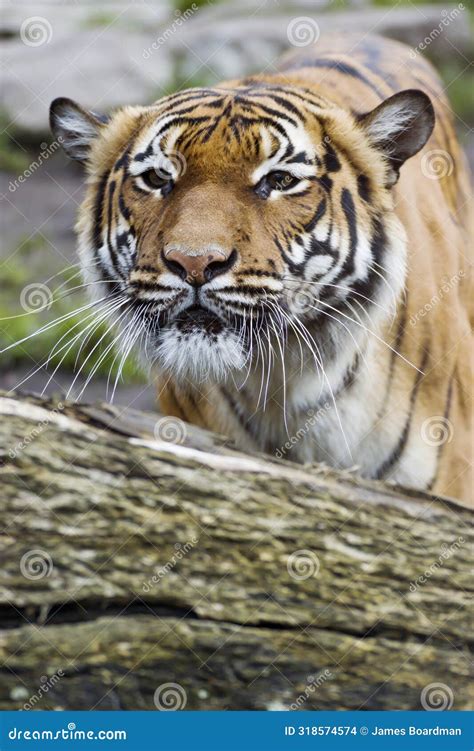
[0,390,471,710]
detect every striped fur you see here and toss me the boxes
[51,34,472,504]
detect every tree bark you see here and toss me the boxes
[0,390,471,711]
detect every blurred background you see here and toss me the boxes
[1,0,472,411]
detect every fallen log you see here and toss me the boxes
[0,390,471,711]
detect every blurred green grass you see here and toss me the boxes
[439,60,474,130]
[0,238,143,383]
[0,115,30,173]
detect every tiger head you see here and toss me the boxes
[50,82,434,383]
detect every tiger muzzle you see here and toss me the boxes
[162,244,237,286]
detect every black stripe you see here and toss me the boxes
[184,390,207,426]
[380,298,408,413]
[324,140,341,172]
[115,229,136,264]
[135,264,160,274]
[374,348,429,480]
[427,373,454,491]
[220,386,259,443]
[332,189,358,283]
[159,89,222,107]
[91,171,110,251]
[235,99,300,128]
[341,188,357,250]
[118,194,131,221]
[211,285,277,298]
[106,180,126,281]
[220,114,290,142]
[289,151,311,165]
[237,91,305,120]
[318,174,332,192]
[282,58,386,99]
[89,169,120,285]
[303,199,328,239]
[237,269,281,279]
[333,216,386,307]
[343,352,360,391]
[129,281,177,293]
[197,121,220,144]
[307,235,337,261]
[167,101,224,117]
[114,146,131,172]
[357,39,399,92]
[134,114,210,160]
[133,141,154,163]
[357,173,371,202]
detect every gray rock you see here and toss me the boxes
[2,1,470,135]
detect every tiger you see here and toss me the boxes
[50,33,472,505]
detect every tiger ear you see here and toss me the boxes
[358,89,435,186]
[50,97,108,163]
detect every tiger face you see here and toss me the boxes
[50,83,433,383]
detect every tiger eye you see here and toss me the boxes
[255,171,301,198]
[141,169,173,191]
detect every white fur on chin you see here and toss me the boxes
[154,326,246,382]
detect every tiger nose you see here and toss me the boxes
[163,246,237,286]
